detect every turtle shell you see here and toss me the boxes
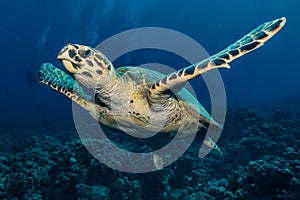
[116,66,218,125]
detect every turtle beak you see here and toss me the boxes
[57,44,70,60]
[60,60,80,73]
[57,44,81,73]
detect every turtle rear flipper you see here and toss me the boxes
[150,17,287,95]
[39,63,92,109]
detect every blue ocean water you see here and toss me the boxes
[0,0,299,199]
[0,0,298,128]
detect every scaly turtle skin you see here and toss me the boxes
[39,17,286,142]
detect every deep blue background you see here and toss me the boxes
[0,0,298,131]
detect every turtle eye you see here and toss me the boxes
[79,49,92,58]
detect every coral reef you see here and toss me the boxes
[0,107,299,199]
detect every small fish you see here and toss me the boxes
[204,137,223,155]
[153,153,164,170]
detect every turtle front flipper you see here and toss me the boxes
[39,63,92,109]
[150,17,286,95]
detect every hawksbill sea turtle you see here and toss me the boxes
[39,17,286,154]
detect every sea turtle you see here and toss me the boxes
[39,17,286,151]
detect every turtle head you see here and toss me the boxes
[57,44,117,89]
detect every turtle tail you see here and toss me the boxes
[39,63,92,108]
